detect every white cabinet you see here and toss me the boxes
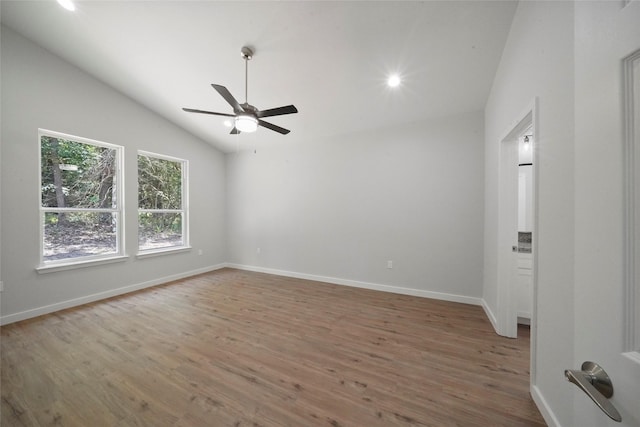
[517,252,533,323]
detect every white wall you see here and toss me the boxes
[226,111,485,301]
[0,26,227,323]
[484,1,575,426]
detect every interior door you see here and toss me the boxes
[572,2,640,426]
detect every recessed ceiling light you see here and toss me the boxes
[387,74,401,88]
[57,0,76,11]
[223,120,232,128]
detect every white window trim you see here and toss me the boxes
[136,150,189,255]
[36,255,129,274]
[135,246,192,260]
[38,129,126,270]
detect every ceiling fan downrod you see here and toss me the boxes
[240,46,253,104]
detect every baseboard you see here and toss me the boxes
[531,384,562,427]
[481,298,499,333]
[0,263,227,325]
[226,263,482,306]
[2,262,484,324]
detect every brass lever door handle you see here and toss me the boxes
[565,361,622,422]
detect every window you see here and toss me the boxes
[137,151,188,252]
[39,130,123,265]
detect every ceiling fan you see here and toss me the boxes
[183,46,298,135]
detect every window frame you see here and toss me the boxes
[37,129,126,272]
[136,150,189,256]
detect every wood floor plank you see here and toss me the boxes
[1,268,546,426]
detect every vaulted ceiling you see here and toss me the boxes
[1,1,517,153]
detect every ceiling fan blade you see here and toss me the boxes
[182,107,235,117]
[256,105,298,118]
[258,119,291,135]
[211,84,245,113]
[230,127,241,135]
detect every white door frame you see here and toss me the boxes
[496,98,539,381]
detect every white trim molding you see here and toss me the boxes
[1,263,227,325]
[531,384,562,427]
[481,298,499,332]
[36,254,129,274]
[4,263,486,325]
[495,98,538,340]
[623,48,640,354]
[226,263,483,307]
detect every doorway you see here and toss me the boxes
[496,100,538,341]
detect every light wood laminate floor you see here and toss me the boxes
[1,268,546,426]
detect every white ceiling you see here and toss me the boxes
[1,1,517,153]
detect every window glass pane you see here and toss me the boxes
[137,155,182,210]
[43,212,117,261]
[41,136,117,209]
[138,212,183,251]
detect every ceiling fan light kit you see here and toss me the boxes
[183,46,298,135]
[235,114,258,133]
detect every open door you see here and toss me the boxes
[569,2,640,425]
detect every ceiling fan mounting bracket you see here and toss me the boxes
[240,46,254,61]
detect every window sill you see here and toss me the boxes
[136,246,192,259]
[37,255,129,274]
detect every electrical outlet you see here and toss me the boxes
[197,249,203,256]
[387,260,393,269]
[257,248,261,255]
